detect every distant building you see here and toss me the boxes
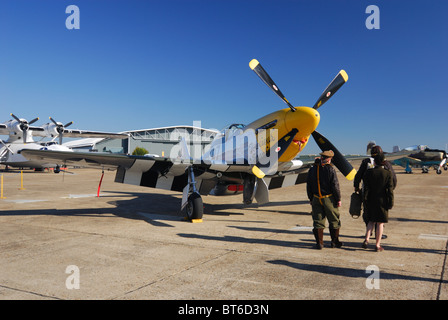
[63,138,105,152]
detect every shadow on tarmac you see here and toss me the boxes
[0,189,308,228]
[177,227,447,256]
[267,259,447,284]
[2,191,446,256]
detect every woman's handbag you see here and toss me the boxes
[349,191,362,218]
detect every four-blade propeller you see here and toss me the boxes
[10,113,39,143]
[249,59,355,180]
[49,117,74,145]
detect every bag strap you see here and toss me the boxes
[317,165,323,205]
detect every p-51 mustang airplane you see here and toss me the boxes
[1,114,128,170]
[20,59,356,221]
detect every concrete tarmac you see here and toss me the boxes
[0,164,447,300]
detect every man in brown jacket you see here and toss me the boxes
[306,150,343,249]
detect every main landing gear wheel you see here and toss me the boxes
[185,192,203,221]
[183,166,204,222]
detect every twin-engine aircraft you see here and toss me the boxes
[1,114,128,170]
[21,59,356,221]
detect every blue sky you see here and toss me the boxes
[0,0,447,154]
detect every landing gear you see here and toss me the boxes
[405,162,412,174]
[182,166,203,222]
[185,192,203,221]
[243,175,256,205]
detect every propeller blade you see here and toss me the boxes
[311,130,356,180]
[249,59,296,112]
[312,70,348,110]
[29,117,39,125]
[49,117,73,144]
[10,113,20,122]
[49,117,58,126]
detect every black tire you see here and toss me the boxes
[186,192,203,221]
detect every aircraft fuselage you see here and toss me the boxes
[1,141,72,169]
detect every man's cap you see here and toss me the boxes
[320,150,334,158]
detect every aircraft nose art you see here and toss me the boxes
[285,106,320,136]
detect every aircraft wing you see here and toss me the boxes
[61,129,129,139]
[339,150,414,163]
[392,157,421,166]
[20,149,318,192]
[29,126,45,133]
[20,149,211,192]
[20,149,136,171]
[384,150,415,161]
[20,149,368,213]
[260,158,315,190]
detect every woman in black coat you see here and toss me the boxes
[362,153,394,252]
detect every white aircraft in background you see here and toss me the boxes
[1,113,128,171]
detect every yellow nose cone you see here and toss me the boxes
[285,106,320,136]
[277,107,320,162]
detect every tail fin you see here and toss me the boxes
[392,146,400,153]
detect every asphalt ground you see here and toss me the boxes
[0,163,447,303]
